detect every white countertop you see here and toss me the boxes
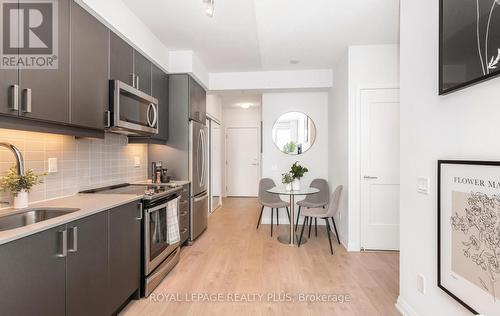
[0,193,143,246]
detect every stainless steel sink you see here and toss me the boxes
[0,208,80,232]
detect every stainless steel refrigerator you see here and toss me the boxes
[148,74,209,243]
[189,120,208,240]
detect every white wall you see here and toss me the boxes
[328,50,349,245]
[398,1,500,315]
[261,92,329,224]
[206,95,223,123]
[210,69,333,91]
[328,44,399,251]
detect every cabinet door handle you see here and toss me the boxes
[136,75,140,90]
[180,228,188,234]
[9,84,19,111]
[130,73,136,87]
[57,230,67,258]
[180,211,188,217]
[136,203,143,220]
[22,88,32,113]
[68,226,78,253]
[363,176,378,180]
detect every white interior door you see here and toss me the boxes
[226,127,260,197]
[360,89,400,250]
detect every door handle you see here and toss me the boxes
[200,129,206,187]
[57,230,67,258]
[22,88,32,113]
[194,195,207,203]
[136,203,143,220]
[68,226,78,253]
[150,104,158,127]
[136,75,140,90]
[130,73,136,87]
[9,84,19,111]
[363,176,379,180]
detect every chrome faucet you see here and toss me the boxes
[0,143,25,176]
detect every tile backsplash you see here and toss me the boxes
[0,129,148,204]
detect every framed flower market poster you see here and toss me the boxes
[438,160,500,315]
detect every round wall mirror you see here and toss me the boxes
[272,111,317,155]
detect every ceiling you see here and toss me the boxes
[122,0,400,73]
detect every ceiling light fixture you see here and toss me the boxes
[203,0,215,17]
[239,103,251,109]
[290,60,300,65]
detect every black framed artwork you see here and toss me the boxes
[438,160,500,315]
[439,0,500,94]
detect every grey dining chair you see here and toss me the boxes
[298,185,343,255]
[256,178,291,237]
[295,179,330,237]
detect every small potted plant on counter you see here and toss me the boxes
[290,161,309,191]
[0,166,45,209]
[282,172,294,191]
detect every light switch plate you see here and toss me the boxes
[48,158,58,173]
[134,157,141,168]
[417,177,430,195]
[417,274,426,294]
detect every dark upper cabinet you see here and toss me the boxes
[66,212,109,316]
[0,225,67,316]
[110,32,135,87]
[70,1,109,130]
[18,0,70,123]
[189,76,207,124]
[109,201,142,314]
[152,65,169,142]
[0,69,19,116]
[134,51,152,95]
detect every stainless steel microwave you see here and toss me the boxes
[107,80,159,135]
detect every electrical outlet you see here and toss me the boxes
[417,274,426,294]
[48,158,58,173]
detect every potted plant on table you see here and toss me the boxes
[0,166,45,209]
[281,172,294,191]
[290,161,309,191]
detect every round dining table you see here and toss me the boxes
[266,186,320,246]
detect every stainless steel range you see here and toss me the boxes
[80,183,182,297]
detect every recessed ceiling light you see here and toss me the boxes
[290,60,300,65]
[203,0,214,17]
[239,103,251,109]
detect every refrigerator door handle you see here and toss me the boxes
[200,129,206,187]
[197,129,203,187]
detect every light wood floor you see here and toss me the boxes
[121,198,400,316]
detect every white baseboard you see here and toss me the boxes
[395,296,420,316]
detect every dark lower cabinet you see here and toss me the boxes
[66,212,109,316]
[0,225,67,316]
[109,201,142,314]
[0,202,143,316]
